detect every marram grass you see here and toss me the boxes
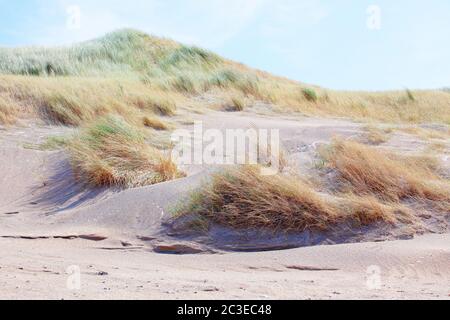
[1,28,449,125]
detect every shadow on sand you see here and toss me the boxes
[28,154,112,214]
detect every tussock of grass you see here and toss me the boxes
[173,166,407,233]
[190,166,339,232]
[302,88,318,102]
[224,96,246,112]
[142,115,169,130]
[339,194,413,225]
[322,139,450,202]
[68,116,183,188]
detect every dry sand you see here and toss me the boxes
[0,113,449,300]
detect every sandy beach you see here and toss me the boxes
[1,112,448,300]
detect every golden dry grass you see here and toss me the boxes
[173,165,413,233]
[322,139,450,203]
[142,115,170,130]
[68,116,183,188]
[1,30,449,125]
[338,194,413,226]
[0,75,181,126]
[398,126,450,141]
[173,137,448,234]
[0,93,18,125]
[363,126,392,145]
[225,96,247,112]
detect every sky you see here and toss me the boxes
[0,0,449,90]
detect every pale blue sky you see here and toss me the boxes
[0,0,449,90]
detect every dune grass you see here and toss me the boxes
[0,29,179,78]
[321,139,450,203]
[302,88,318,102]
[172,165,413,233]
[142,115,170,130]
[398,126,450,141]
[173,138,448,234]
[223,96,247,112]
[68,116,183,188]
[363,126,392,145]
[0,75,179,126]
[1,29,449,125]
[0,93,18,125]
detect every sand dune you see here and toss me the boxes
[1,112,449,299]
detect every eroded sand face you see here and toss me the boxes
[0,113,449,300]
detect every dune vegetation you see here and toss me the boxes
[321,139,450,203]
[172,165,414,233]
[68,116,183,188]
[363,126,392,145]
[0,76,180,126]
[173,139,449,234]
[0,29,449,126]
[0,93,18,124]
[0,28,449,229]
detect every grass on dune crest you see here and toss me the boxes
[1,29,449,125]
[68,116,183,188]
[320,139,450,203]
[0,29,245,93]
[0,29,179,78]
[172,165,413,233]
[0,29,263,98]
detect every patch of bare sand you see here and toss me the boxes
[0,234,448,299]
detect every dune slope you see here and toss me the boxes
[1,30,449,300]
